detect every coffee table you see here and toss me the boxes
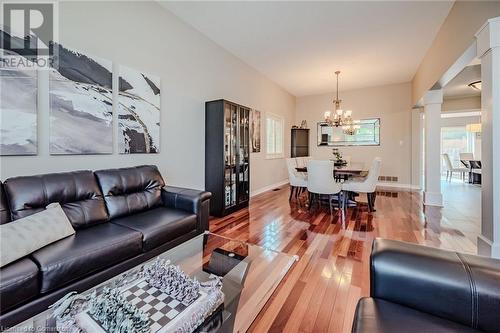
[8,232,298,333]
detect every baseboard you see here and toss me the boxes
[251,180,289,197]
[376,182,421,191]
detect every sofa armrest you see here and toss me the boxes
[161,186,212,232]
[370,238,500,331]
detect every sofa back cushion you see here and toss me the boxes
[0,182,11,224]
[95,165,165,219]
[4,170,108,229]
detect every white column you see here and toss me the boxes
[423,90,443,207]
[411,108,423,189]
[476,17,500,258]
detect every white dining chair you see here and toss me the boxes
[286,158,307,201]
[342,157,382,212]
[307,160,343,215]
[296,156,312,168]
[442,153,468,181]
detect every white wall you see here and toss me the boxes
[296,83,412,186]
[0,1,296,193]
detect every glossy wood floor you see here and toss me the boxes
[209,184,479,333]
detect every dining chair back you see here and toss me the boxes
[286,158,307,201]
[307,160,342,195]
[285,158,306,186]
[442,153,453,171]
[307,160,343,215]
[342,157,382,212]
[296,156,312,168]
[364,157,382,193]
[443,153,469,181]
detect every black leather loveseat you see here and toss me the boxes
[0,165,211,328]
[352,238,500,333]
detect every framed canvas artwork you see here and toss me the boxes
[250,109,261,153]
[117,65,160,154]
[49,43,113,155]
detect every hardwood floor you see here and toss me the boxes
[209,185,479,333]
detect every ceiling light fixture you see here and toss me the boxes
[323,71,359,135]
[466,123,481,133]
[468,80,482,91]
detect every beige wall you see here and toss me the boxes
[443,96,481,111]
[412,1,500,105]
[296,83,412,185]
[0,1,296,193]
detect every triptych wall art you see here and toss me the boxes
[118,66,160,154]
[49,44,114,154]
[0,29,161,156]
[0,40,38,155]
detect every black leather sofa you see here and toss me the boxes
[352,238,500,333]
[0,165,211,329]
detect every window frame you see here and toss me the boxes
[265,112,284,159]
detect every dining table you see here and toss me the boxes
[460,159,481,184]
[296,162,367,180]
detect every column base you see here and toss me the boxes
[478,235,500,259]
[423,191,443,207]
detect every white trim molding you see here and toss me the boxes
[476,17,500,58]
[251,179,289,197]
[423,89,443,105]
[376,182,421,191]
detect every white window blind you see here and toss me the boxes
[266,114,284,158]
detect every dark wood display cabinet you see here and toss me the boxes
[291,128,310,157]
[205,99,250,217]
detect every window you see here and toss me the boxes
[266,113,284,158]
[441,126,476,173]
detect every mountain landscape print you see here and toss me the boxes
[118,65,160,154]
[0,49,38,155]
[49,43,113,154]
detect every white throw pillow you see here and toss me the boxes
[0,202,75,267]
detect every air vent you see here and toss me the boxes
[378,176,398,182]
[376,191,398,198]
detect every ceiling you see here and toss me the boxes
[160,1,454,97]
[443,64,481,99]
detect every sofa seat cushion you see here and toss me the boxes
[0,258,39,312]
[31,223,142,293]
[111,207,197,252]
[352,298,480,333]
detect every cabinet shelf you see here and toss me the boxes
[291,128,310,158]
[206,100,250,217]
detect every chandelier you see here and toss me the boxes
[323,71,359,135]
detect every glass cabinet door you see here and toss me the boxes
[238,107,250,203]
[224,103,238,208]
